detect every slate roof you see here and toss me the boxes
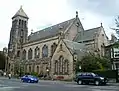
[63,39,86,60]
[12,6,28,19]
[74,27,101,42]
[28,18,75,42]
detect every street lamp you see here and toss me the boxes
[79,66,81,72]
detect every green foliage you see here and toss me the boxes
[0,52,6,70]
[75,53,111,73]
[31,72,39,77]
[113,42,119,48]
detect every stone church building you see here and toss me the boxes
[7,7,109,80]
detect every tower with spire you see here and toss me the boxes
[8,6,29,59]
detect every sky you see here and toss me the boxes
[0,0,118,51]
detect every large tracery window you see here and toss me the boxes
[34,46,40,58]
[54,60,58,74]
[42,45,48,58]
[22,49,26,60]
[28,48,32,59]
[51,43,57,56]
[54,56,69,75]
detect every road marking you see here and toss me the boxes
[89,86,119,90]
[63,84,88,88]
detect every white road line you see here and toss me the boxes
[89,86,119,90]
[63,84,87,88]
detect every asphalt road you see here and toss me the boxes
[0,77,119,91]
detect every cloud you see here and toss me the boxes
[69,0,119,16]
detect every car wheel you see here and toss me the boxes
[28,80,31,83]
[95,80,100,86]
[21,80,24,82]
[78,80,82,85]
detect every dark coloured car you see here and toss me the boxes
[74,72,108,86]
[21,75,39,83]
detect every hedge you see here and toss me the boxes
[92,70,117,78]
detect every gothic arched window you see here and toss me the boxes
[24,21,26,28]
[17,51,20,57]
[64,59,69,74]
[42,45,48,57]
[36,66,39,73]
[59,55,64,74]
[34,46,40,58]
[22,49,26,60]
[28,48,32,59]
[22,20,24,28]
[29,65,31,73]
[19,19,21,27]
[51,43,57,56]
[54,60,58,74]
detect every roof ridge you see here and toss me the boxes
[85,26,101,31]
[32,18,75,34]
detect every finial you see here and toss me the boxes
[31,29,33,34]
[20,5,22,9]
[76,11,78,18]
[101,22,102,27]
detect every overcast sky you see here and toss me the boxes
[0,0,118,51]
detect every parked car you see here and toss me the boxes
[74,72,108,86]
[21,75,39,83]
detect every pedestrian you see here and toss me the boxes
[8,73,11,79]
[3,72,6,77]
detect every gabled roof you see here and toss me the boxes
[74,27,101,42]
[63,39,86,60]
[12,6,28,19]
[28,18,76,42]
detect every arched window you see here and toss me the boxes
[19,19,21,27]
[21,29,24,37]
[59,55,64,74]
[22,49,26,60]
[54,60,58,74]
[36,66,39,73]
[42,45,48,57]
[34,46,40,58]
[22,20,24,28]
[29,65,31,73]
[64,59,69,74]
[24,21,26,28]
[51,43,57,56]
[28,48,32,59]
[17,51,20,57]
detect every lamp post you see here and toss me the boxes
[46,68,49,78]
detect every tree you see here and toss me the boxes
[75,53,111,73]
[111,16,119,37]
[0,52,6,70]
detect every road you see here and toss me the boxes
[0,77,119,91]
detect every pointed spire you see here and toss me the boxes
[101,23,102,27]
[12,6,29,19]
[76,11,78,18]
